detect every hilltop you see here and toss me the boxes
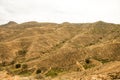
[0,21,120,80]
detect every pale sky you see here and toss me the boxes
[0,0,120,24]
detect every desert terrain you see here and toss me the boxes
[0,21,120,80]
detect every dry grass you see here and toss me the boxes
[0,21,120,79]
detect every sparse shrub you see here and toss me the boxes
[85,58,90,64]
[17,49,27,56]
[100,59,110,63]
[22,64,28,69]
[76,67,80,71]
[99,37,102,39]
[45,70,57,77]
[83,64,95,69]
[108,72,120,79]
[62,40,66,43]
[18,70,32,76]
[93,57,111,64]
[15,63,21,69]
[1,61,6,66]
[10,60,15,65]
[45,68,63,77]
[0,67,4,71]
[83,58,95,69]
[12,69,22,75]
[36,69,41,74]
[34,74,44,79]
[89,43,94,46]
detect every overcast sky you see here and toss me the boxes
[0,0,120,24]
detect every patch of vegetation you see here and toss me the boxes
[34,74,44,79]
[45,68,64,77]
[93,57,111,64]
[85,58,91,64]
[0,67,4,71]
[89,43,95,46]
[11,69,22,75]
[10,60,15,65]
[36,69,41,74]
[18,70,32,76]
[10,66,33,76]
[15,63,21,69]
[17,49,27,56]
[22,63,28,69]
[83,64,95,69]
[108,72,120,79]
[100,59,111,63]
[83,58,95,69]
[14,63,25,68]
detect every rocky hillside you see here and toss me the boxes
[0,21,120,80]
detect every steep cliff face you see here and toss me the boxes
[0,21,120,80]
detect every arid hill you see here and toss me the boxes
[0,21,120,80]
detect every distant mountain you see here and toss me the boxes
[0,21,18,27]
[0,21,120,80]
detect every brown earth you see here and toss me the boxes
[0,21,120,80]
